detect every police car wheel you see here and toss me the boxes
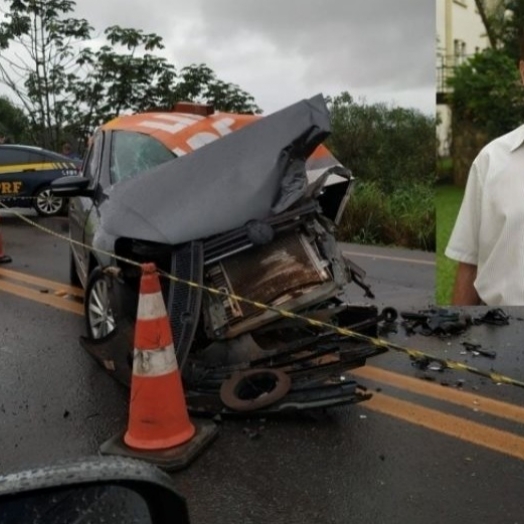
[85,269,117,340]
[33,187,66,217]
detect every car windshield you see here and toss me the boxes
[110,131,175,184]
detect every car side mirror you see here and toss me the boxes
[0,456,191,524]
[51,175,94,198]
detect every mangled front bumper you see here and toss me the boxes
[81,296,389,415]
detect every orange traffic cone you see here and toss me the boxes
[124,262,195,449]
[0,219,12,264]
[100,263,218,471]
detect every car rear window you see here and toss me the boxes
[110,131,175,183]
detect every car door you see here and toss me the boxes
[69,132,104,285]
[0,147,32,201]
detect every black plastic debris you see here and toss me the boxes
[401,308,471,336]
[410,355,432,370]
[473,308,509,326]
[461,341,497,359]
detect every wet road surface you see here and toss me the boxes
[1,212,524,524]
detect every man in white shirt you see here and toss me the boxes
[445,55,524,306]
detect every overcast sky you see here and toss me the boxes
[0,0,435,116]
[71,0,435,116]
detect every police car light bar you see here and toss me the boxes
[172,102,214,116]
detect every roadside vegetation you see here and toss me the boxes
[436,184,464,304]
[338,181,434,251]
[327,93,435,251]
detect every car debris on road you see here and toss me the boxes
[400,308,472,336]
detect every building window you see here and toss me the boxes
[453,39,467,64]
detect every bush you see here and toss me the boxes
[337,180,435,252]
[326,93,436,194]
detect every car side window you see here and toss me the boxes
[24,150,47,165]
[110,131,174,184]
[0,148,30,165]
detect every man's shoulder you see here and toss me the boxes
[479,125,524,157]
[471,125,524,176]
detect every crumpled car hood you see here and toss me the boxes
[99,94,332,245]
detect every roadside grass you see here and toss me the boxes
[337,181,435,252]
[436,184,464,304]
[437,156,453,183]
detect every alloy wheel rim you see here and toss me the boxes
[88,278,116,339]
[36,189,62,215]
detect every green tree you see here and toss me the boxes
[69,28,260,140]
[0,95,30,142]
[474,0,524,62]
[0,0,93,148]
[448,48,524,141]
[326,92,435,193]
[0,0,260,150]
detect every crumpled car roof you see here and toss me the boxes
[101,102,338,176]
[99,94,336,246]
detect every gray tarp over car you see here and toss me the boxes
[99,94,332,246]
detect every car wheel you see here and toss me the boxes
[69,249,81,287]
[33,186,66,217]
[85,268,117,340]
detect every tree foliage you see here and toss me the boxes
[0,0,260,150]
[326,92,435,193]
[476,0,524,62]
[0,0,92,148]
[449,48,524,141]
[0,95,30,142]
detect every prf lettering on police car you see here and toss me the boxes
[0,181,22,194]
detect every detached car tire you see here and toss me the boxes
[220,369,292,412]
[33,186,67,217]
[85,268,117,340]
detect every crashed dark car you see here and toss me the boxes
[53,95,392,415]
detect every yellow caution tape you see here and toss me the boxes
[2,200,524,390]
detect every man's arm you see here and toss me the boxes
[451,262,481,305]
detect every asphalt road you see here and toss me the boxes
[1,211,524,524]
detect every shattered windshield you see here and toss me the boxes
[110,131,175,183]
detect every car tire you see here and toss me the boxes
[69,249,81,287]
[84,268,117,340]
[219,369,292,412]
[33,186,67,217]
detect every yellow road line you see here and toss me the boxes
[0,267,84,297]
[355,366,524,425]
[365,393,524,461]
[2,267,524,461]
[0,279,83,315]
[343,250,436,266]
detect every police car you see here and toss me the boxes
[0,144,81,216]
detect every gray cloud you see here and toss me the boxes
[66,0,436,113]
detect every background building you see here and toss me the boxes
[436,0,496,156]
